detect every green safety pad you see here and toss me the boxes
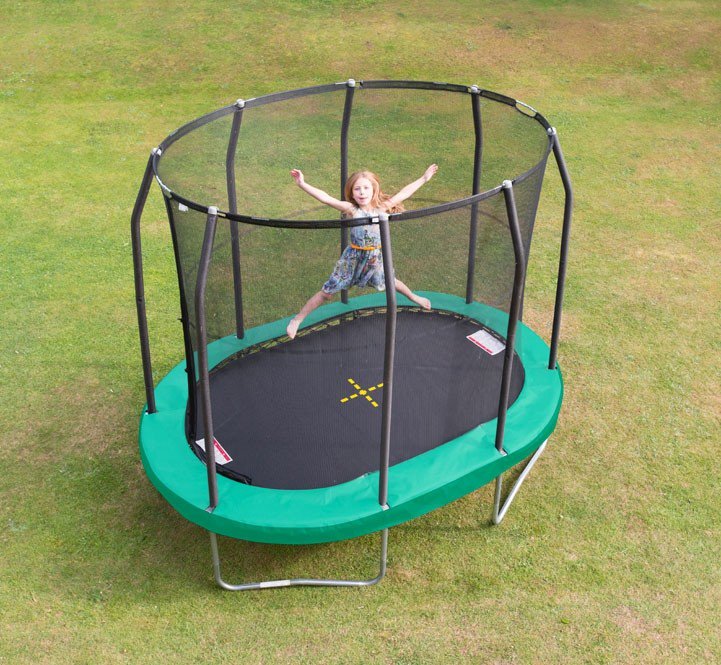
[139,292,563,544]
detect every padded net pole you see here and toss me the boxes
[226,99,245,339]
[495,181,527,453]
[195,207,220,510]
[340,79,356,305]
[548,128,573,370]
[131,148,161,414]
[377,213,397,508]
[465,86,483,303]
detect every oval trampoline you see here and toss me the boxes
[132,80,573,590]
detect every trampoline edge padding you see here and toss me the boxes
[139,292,563,544]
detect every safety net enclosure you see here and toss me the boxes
[132,80,573,589]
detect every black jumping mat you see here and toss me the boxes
[191,309,524,490]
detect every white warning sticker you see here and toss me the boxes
[196,437,233,465]
[467,329,506,355]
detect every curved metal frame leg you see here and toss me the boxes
[492,439,548,525]
[209,529,389,591]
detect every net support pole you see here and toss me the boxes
[495,181,526,453]
[226,99,245,339]
[465,85,483,303]
[195,207,220,511]
[131,148,161,414]
[377,212,397,509]
[548,127,573,370]
[340,78,356,305]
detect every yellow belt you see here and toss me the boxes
[350,243,381,251]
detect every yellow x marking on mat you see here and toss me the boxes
[340,377,384,409]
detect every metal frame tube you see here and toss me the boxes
[465,87,483,303]
[226,100,245,339]
[131,149,160,414]
[340,79,356,304]
[548,128,573,370]
[377,213,397,508]
[495,181,526,453]
[209,529,388,591]
[492,439,547,524]
[195,207,220,510]
[359,79,470,94]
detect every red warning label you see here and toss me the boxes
[467,329,506,355]
[195,437,233,465]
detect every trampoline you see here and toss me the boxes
[132,80,573,590]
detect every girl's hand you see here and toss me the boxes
[290,168,305,186]
[423,163,438,183]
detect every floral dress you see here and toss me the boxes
[322,207,389,294]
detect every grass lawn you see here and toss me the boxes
[1,1,720,663]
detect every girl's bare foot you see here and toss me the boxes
[287,316,302,340]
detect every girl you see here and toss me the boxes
[286,164,438,339]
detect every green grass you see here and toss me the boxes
[2,1,721,663]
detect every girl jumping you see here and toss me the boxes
[286,164,438,339]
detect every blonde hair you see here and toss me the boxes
[343,170,405,216]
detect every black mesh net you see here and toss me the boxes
[158,83,551,487]
[158,85,550,220]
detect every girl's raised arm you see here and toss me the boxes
[384,164,438,210]
[290,169,354,214]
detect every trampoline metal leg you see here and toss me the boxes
[209,528,389,591]
[492,439,548,525]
